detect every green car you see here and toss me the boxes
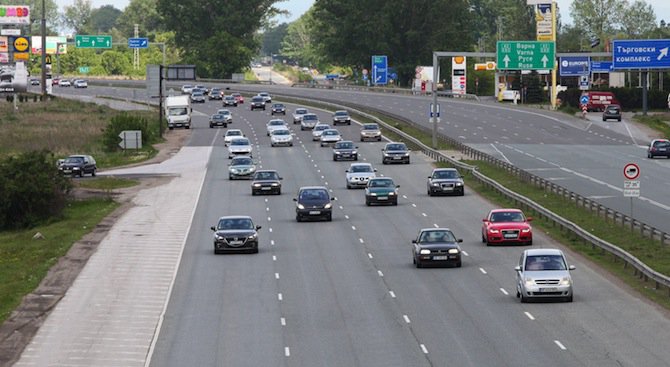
[365,177,399,206]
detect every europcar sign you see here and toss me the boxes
[0,6,30,25]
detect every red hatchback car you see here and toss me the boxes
[481,209,533,246]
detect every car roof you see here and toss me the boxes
[299,186,328,191]
[350,162,372,167]
[337,140,354,144]
[323,129,339,133]
[226,129,243,134]
[490,208,523,213]
[420,228,453,233]
[433,168,457,172]
[218,215,253,221]
[524,248,563,256]
[255,169,277,173]
[335,110,348,113]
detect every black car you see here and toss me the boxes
[30,78,40,85]
[209,88,223,100]
[250,96,266,111]
[223,95,238,106]
[211,216,261,254]
[58,154,97,177]
[209,114,228,128]
[271,103,286,115]
[293,186,334,222]
[382,142,411,164]
[251,170,283,195]
[602,104,621,122]
[412,228,463,268]
[427,168,465,196]
[332,110,351,125]
[332,140,358,161]
[647,139,670,158]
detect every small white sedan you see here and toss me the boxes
[270,128,293,147]
[228,137,253,158]
[223,129,244,146]
[266,119,287,136]
[320,129,342,147]
[311,123,331,141]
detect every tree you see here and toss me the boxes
[89,5,122,33]
[61,0,92,34]
[280,10,324,68]
[156,0,284,78]
[620,0,657,37]
[116,0,165,38]
[570,0,625,50]
[262,22,289,56]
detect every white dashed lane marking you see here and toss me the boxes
[499,288,508,295]
[420,344,428,354]
[479,268,487,274]
[403,315,411,323]
[554,340,567,350]
[524,312,535,321]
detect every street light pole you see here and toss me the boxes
[40,0,47,97]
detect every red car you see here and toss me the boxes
[481,209,533,246]
[232,92,244,104]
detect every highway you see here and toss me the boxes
[20,86,670,366]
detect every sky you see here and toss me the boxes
[53,0,669,26]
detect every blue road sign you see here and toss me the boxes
[590,61,613,73]
[128,37,149,49]
[560,56,590,76]
[612,39,670,70]
[580,95,589,105]
[371,55,388,85]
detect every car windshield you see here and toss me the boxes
[315,125,329,131]
[323,130,338,136]
[269,120,284,126]
[273,104,284,108]
[420,230,456,243]
[273,130,289,136]
[303,115,317,121]
[363,124,379,130]
[231,139,249,146]
[232,157,253,166]
[351,165,372,173]
[387,144,406,151]
[296,109,307,114]
[434,170,458,179]
[212,115,224,120]
[255,171,278,180]
[525,255,567,271]
[226,131,242,137]
[335,111,348,116]
[653,141,670,148]
[370,179,393,187]
[252,97,263,102]
[64,157,84,164]
[168,108,188,116]
[337,142,353,149]
[490,211,525,222]
[224,96,234,100]
[218,218,254,230]
[192,92,203,97]
[300,189,328,201]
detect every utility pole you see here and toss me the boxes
[133,24,139,70]
[40,0,47,97]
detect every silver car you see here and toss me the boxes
[293,107,309,124]
[270,128,293,147]
[301,113,319,130]
[515,248,575,303]
[320,129,342,147]
[311,123,331,140]
[266,119,287,136]
[345,163,377,189]
[228,156,256,180]
[227,137,253,158]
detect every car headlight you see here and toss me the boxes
[252,183,261,187]
[297,204,305,209]
[524,278,534,287]
[214,234,224,240]
[455,182,463,186]
[230,168,240,173]
[420,249,431,255]
[432,183,440,187]
[521,227,531,233]
[383,153,391,157]
[73,167,81,170]
[448,249,459,254]
[388,192,396,196]
[559,277,572,286]
[271,183,279,187]
[248,233,258,240]
[324,203,332,209]
[352,150,357,154]
[403,152,410,156]
[369,192,377,196]
[489,229,499,234]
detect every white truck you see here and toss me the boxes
[165,95,192,130]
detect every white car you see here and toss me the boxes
[258,92,272,103]
[515,248,575,303]
[228,137,253,158]
[59,79,71,87]
[73,79,88,88]
[300,113,319,130]
[181,84,194,94]
[266,119,287,136]
[293,107,309,124]
[311,123,331,141]
[345,163,377,189]
[270,128,293,147]
[223,129,244,146]
[320,129,342,146]
[217,109,232,124]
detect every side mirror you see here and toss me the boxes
[457,239,463,243]
[331,197,335,201]
[411,239,417,244]
[373,169,378,172]
[396,185,400,188]
[482,218,488,222]
[292,198,297,202]
[514,266,521,272]
[527,217,533,222]
[210,226,216,231]
[345,170,349,172]
[278,177,283,180]
[569,265,576,270]
[256,225,262,230]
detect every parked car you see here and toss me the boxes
[223,95,237,106]
[481,209,533,246]
[360,123,382,142]
[210,215,261,254]
[300,113,319,130]
[190,91,206,103]
[58,154,97,177]
[251,170,282,195]
[227,137,253,158]
[270,128,293,147]
[232,92,244,104]
[209,114,228,128]
[365,177,399,206]
[332,110,351,125]
[271,103,286,115]
[73,79,88,88]
[223,129,244,145]
[427,168,465,196]
[602,104,621,121]
[319,129,342,146]
[293,107,309,124]
[412,228,463,268]
[381,142,410,164]
[515,248,575,302]
[332,140,358,161]
[647,138,670,158]
[250,96,266,110]
[228,156,257,180]
[345,163,377,189]
[293,186,334,222]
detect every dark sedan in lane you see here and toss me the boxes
[251,170,282,195]
[382,142,410,164]
[365,177,399,206]
[332,140,358,161]
[427,168,465,196]
[211,215,261,254]
[294,186,334,222]
[412,228,463,268]
[271,103,286,115]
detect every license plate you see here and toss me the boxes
[341,154,350,157]
[539,288,557,292]
[63,170,72,174]
[433,256,448,260]
[442,187,453,191]
[229,240,243,245]
[261,187,271,190]
[309,211,320,215]
[504,233,517,238]
[377,196,388,200]
[393,156,402,159]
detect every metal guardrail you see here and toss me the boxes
[273,93,670,296]
[291,82,481,101]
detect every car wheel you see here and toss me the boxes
[252,190,257,196]
[520,292,528,303]
[214,248,220,255]
[296,215,302,222]
[382,160,388,165]
[353,155,358,161]
[326,213,332,221]
[210,124,213,128]
[346,183,351,189]
[92,169,96,177]
[516,290,520,298]
[79,170,84,177]
[527,240,533,246]
[229,174,234,180]
[276,189,281,195]
[415,259,422,268]
[459,190,465,196]
[252,247,259,254]
[393,199,398,206]
[378,137,382,142]
[333,155,338,161]
[648,152,653,158]
[428,189,432,196]
[481,234,487,243]
[618,118,621,122]
[565,295,573,303]
[405,159,410,164]
[602,117,606,121]
[456,261,462,268]
[365,200,371,206]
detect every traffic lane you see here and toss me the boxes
[486,143,670,234]
[148,145,284,367]
[243,129,431,365]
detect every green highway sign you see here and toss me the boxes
[79,66,90,74]
[496,41,555,70]
[75,35,112,49]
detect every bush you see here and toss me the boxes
[101,113,158,152]
[0,150,72,230]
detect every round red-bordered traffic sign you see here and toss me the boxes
[623,163,640,180]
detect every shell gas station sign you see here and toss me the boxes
[452,56,466,95]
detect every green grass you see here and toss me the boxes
[634,113,670,138]
[0,199,120,324]
[75,177,139,190]
[244,69,258,81]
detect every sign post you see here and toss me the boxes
[623,163,641,232]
